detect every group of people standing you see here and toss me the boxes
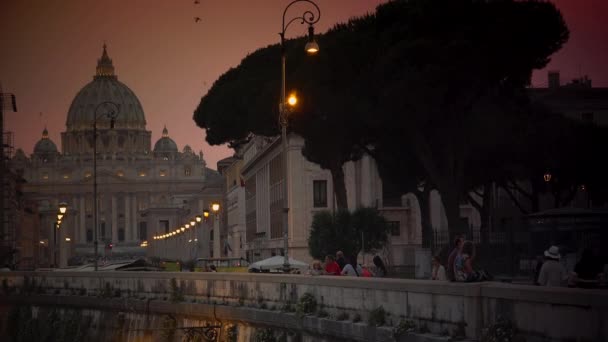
[309,250,387,277]
[536,245,606,288]
[431,237,491,282]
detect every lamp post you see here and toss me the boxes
[279,0,320,273]
[211,203,221,259]
[93,101,119,271]
[54,202,68,268]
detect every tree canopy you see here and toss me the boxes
[307,207,391,263]
[194,0,570,235]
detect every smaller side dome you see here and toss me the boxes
[34,128,58,154]
[153,126,178,153]
[183,145,193,154]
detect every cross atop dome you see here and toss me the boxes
[95,43,116,78]
[162,125,169,137]
[42,127,49,139]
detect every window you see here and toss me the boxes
[117,170,124,177]
[159,170,166,177]
[184,167,191,176]
[118,228,125,242]
[313,180,327,208]
[138,171,146,177]
[42,173,49,180]
[159,220,168,234]
[389,221,401,236]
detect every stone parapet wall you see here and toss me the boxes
[1,272,607,341]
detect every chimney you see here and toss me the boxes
[548,71,560,89]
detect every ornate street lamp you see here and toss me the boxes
[278,0,320,273]
[543,172,552,183]
[93,101,120,271]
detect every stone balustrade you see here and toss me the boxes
[1,271,607,341]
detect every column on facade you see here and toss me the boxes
[79,196,86,244]
[111,194,118,243]
[125,194,131,242]
[72,196,79,243]
[132,195,138,241]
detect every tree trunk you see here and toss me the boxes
[441,189,465,242]
[331,164,348,210]
[479,182,492,244]
[415,187,433,248]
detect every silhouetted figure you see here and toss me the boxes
[538,245,568,287]
[431,255,447,281]
[447,237,464,281]
[373,255,387,277]
[574,248,603,288]
[336,250,346,270]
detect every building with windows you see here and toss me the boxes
[234,134,428,267]
[9,45,223,267]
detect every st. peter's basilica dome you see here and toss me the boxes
[65,44,146,131]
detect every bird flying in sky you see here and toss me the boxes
[194,17,202,23]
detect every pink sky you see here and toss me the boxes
[1,0,606,169]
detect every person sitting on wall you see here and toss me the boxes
[308,260,324,275]
[336,250,347,270]
[361,264,373,277]
[341,256,362,277]
[454,241,490,282]
[538,245,568,287]
[372,255,388,278]
[447,237,464,281]
[324,255,341,275]
[431,255,447,281]
[572,248,603,288]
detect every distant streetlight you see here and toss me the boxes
[278,0,320,273]
[211,202,221,258]
[93,101,119,271]
[54,203,68,268]
[544,172,552,183]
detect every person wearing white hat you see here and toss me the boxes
[538,245,568,287]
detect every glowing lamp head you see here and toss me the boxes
[181,227,186,232]
[196,215,202,222]
[305,25,319,54]
[57,214,64,221]
[287,94,297,107]
[543,172,552,183]
[211,202,220,213]
[58,202,68,214]
[190,220,196,226]
[203,210,210,218]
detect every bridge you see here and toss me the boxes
[1,272,606,341]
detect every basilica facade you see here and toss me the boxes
[10,45,223,267]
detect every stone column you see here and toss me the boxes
[79,196,86,244]
[71,196,78,243]
[132,196,138,241]
[111,195,118,243]
[125,194,131,242]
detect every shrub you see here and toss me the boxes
[296,293,317,316]
[368,306,387,327]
